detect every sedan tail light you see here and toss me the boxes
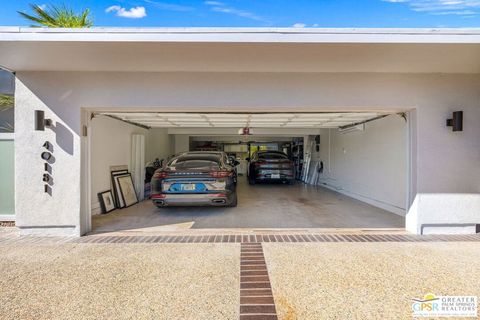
[153,171,169,179]
[210,171,233,178]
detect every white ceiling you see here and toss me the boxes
[101,112,383,129]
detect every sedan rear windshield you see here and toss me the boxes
[168,155,221,169]
[258,153,288,160]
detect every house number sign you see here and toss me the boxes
[42,141,53,194]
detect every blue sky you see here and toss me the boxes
[2,0,480,28]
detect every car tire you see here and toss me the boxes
[288,180,295,185]
[227,193,238,207]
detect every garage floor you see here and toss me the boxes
[92,178,404,233]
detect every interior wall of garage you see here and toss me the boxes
[146,128,173,164]
[13,71,480,235]
[317,115,407,215]
[174,135,189,154]
[90,116,172,215]
[90,115,148,215]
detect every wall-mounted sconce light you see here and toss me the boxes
[35,110,52,131]
[446,111,463,132]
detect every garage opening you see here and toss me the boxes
[89,112,407,234]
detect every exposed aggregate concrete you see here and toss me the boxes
[0,243,240,320]
[263,242,480,320]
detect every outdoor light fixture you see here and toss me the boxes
[446,111,463,132]
[34,110,52,131]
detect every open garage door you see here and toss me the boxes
[89,112,407,234]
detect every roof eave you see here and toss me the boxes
[1,27,480,44]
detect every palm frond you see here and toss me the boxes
[32,4,57,25]
[0,94,14,111]
[18,4,93,28]
[0,122,14,133]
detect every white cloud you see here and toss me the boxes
[292,23,321,28]
[106,5,147,18]
[143,0,193,12]
[204,1,267,22]
[292,23,306,28]
[382,0,480,16]
[204,1,223,5]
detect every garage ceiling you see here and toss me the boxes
[100,112,384,129]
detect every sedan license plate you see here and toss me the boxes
[271,173,280,179]
[182,184,196,191]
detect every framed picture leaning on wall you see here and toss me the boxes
[117,174,139,207]
[111,170,129,208]
[98,190,115,214]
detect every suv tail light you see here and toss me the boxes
[153,171,169,179]
[210,171,233,178]
[254,161,266,167]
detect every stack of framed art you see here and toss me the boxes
[111,169,139,209]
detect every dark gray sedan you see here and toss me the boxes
[151,151,238,207]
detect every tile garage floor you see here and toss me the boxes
[92,177,404,234]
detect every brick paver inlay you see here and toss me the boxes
[79,234,480,243]
[0,233,479,244]
[239,243,278,320]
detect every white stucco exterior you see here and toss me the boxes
[1,28,479,236]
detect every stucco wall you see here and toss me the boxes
[15,77,82,235]
[318,115,407,215]
[14,71,480,235]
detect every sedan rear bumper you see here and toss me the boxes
[255,177,295,183]
[152,193,231,207]
[255,170,294,181]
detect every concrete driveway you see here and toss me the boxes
[0,230,479,320]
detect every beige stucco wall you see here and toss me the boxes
[14,71,480,235]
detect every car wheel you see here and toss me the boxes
[227,193,238,207]
[288,180,295,185]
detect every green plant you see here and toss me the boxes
[18,4,93,28]
[0,94,14,132]
[0,94,14,111]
